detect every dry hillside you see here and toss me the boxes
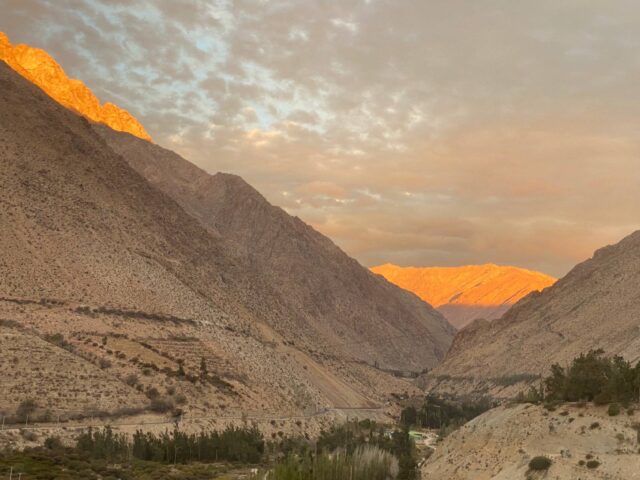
[422,403,640,480]
[93,124,455,372]
[0,61,420,425]
[422,231,640,399]
[371,263,555,329]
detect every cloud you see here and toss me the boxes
[2,0,640,276]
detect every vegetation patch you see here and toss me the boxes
[528,456,552,471]
[271,446,400,480]
[586,459,600,469]
[400,395,493,436]
[543,349,640,404]
[492,373,539,387]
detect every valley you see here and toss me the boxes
[1,5,640,478]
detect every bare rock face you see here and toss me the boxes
[371,263,555,328]
[0,32,151,141]
[421,231,640,399]
[93,124,456,372]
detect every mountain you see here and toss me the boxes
[421,230,640,399]
[371,263,555,328]
[93,123,456,372]
[0,31,151,141]
[0,56,454,423]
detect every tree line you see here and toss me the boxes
[74,424,264,464]
[542,349,640,404]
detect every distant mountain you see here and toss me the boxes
[371,263,555,328]
[94,123,456,372]
[421,231,640,399]
[0,31,150,141]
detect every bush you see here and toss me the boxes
[514,386,542,404]
[149,397,174,413]
[146,387,160,399]
[44,436,64,450]
[608,403,621,416]
[528,456,552,471]
[16,399,37,421]
[44,333,68,348]
[124,373,139,387]
[586,460,600,469]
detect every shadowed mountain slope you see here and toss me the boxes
[371,263,555,328]
[0,61,416,417]
[94,124,456,372]
[421,230,640,399]
[0,57,455,422]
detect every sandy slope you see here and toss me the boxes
[423,403,640,480]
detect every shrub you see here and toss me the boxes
[44,436,64,450]
[149,397,174,413]
[146,387,160,399]
[44,333,68,348]
[608,403,621,416]
[99,358,112,369]
[16,399,37,421]
[528,456,552,471]
[514,386,542,404]
[586,460,600,469]
[21,430,38,442]
[589,422,600,429]
[124,373,139,387]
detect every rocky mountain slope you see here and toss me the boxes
[0,31,150,141]
[371,263,555,328]
[422,403,640,480]
[0,61,424,423]
[422,231,640,399]
[93,123,455,372]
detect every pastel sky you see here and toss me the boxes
[2,0,640,277]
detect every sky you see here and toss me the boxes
[2,0,640,277]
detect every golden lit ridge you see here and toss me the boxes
[0,31,151,141]
[371,263,556,328]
